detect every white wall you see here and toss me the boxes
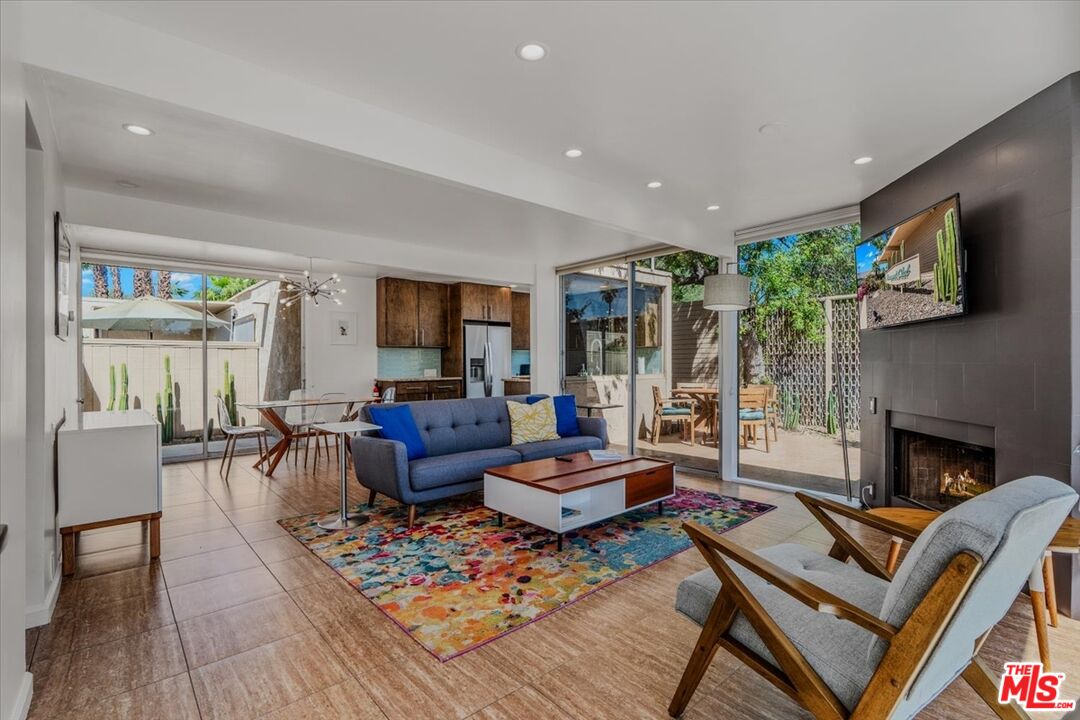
[302,275,378,400]
[23,69,72,629]
[0,2,34,718]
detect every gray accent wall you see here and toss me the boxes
[859,72,1079,615]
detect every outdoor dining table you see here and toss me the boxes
[240,396,378,476]
[671,387,719,442]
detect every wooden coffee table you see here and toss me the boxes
[484,452,675,550]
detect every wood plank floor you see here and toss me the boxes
[25,452,1080,719]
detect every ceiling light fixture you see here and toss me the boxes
[706,204,720,211]
[646,180,662,189]
[278,259,346,308]
[122,123,154,136]
[564,148,583,158]
[853,156,874,165]
[516,42,547,61]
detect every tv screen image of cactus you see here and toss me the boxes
[855,195,965,330]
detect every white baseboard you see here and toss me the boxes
[24,561,61,628]
[7,672,32,720]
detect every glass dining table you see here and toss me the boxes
[239,396,380,476]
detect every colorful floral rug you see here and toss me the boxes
[279,488,774,660]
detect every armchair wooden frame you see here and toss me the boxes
[669,494,1030,720]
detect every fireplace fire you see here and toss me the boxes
[893,428,995,511]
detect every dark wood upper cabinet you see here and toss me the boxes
[511,291,530,349]
[417,281,448,347]
[489,286,512,323]
[459,282,489,321]
[377,277,448,347]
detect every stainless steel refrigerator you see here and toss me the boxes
[464,322,512,398]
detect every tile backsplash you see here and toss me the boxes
[378,348,443,378]
[511,350,531,376]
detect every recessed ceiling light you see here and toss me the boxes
[115,180,140,189]
[758,121,787,135]
[706,204,720,211]
[646,180,662,189]
[564,148,583,158]
[853,156,873,165]
[122,123,154,136]
[516,43,547,61]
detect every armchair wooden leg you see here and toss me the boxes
[885,537,902,575]
[407,504,417,528]
[669,592,737,717]
[962,658,1032,720]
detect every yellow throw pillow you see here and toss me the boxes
[506,398,560,445]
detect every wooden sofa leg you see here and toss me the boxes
[368,489,378,507]
[669,592,736,717]
[407,504,417,528]
[962,658,1031,720]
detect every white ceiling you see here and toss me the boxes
[32,1,1080,266]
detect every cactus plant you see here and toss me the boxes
[107,364,116,411]
[219,359,238,425]
[933,208,960,305]
[825,390,838,436]
[780,390,801,431]
[157,355,175,443]
[118,363,129,410]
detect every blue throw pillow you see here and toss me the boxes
[525,394,546,404]
[368,405,427,461]
[552,395,580,437]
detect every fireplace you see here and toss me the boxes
[892,428,995,511]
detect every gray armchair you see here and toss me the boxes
[669,476,1078,720]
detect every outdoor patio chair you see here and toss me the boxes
[668,476,1078,720]
[748,383,780,441]
[651,385,697,446]
[216,395,269,478]
[738,386,770,452]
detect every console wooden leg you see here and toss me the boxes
[149,515,161,560]
[62,531,76,577]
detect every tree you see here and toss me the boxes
[653,251,718,302]
[91,264,109,297]
[133,268,154,297]
[157,270,172,299]
[202,276,259,301]
[110,267,123,298]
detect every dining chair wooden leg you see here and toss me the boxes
[1027,561,1051,670]
[1043,552,1058,628]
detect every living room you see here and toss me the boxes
[1,3,1079,720]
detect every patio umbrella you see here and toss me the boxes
[82,296,231,338]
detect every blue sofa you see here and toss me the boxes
[352,395,608,526]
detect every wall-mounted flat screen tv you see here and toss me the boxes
[856,194,966,330]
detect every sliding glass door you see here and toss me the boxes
[80,260,301,462]
[735,224,860,498]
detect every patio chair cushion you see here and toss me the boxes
[408,447,521,491]
[676,543,888,712]
[661,407,692,416]
[738,410,765,420]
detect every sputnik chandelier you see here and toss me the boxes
[278,259,346,307]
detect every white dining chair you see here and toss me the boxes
[217,395,269,478]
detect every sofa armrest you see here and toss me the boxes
[350,435,411,502]
[577,416,608,448]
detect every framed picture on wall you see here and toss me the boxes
[330,311,357,345]
[54,211,72,340]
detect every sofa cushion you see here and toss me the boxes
[408,447,522,491]
[367,404,426,461]
[512,435,604,462]
[676,543,888,712]
[552,395,581,437]
[507,398,560,444]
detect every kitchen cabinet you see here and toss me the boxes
[511,292,530,349]
[456,283,511,322]
[376,379,463,401]
[376,277,448,347]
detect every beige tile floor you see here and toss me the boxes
[24,451,1080,719]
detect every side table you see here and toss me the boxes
[312,420,381,531]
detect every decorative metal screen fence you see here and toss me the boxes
[750,295,860,431]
